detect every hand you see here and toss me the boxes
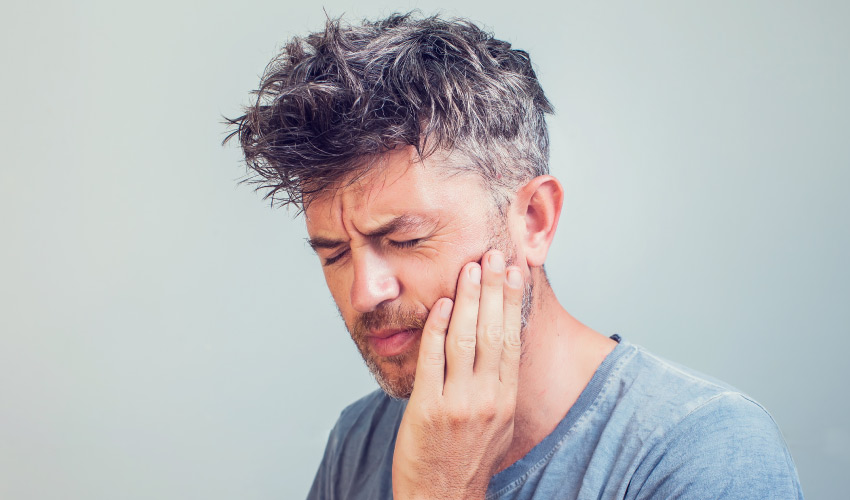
[392,250,524,500]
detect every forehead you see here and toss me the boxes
[304,148,487,229]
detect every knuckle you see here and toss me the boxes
[423,351,444,366]
[504,284,523,302]
[503,328,522,350]
[484,324,504,344]
[483,276,504,290]
[455,333,477,350]
[505,291,522,306]
[476,399,498,421]
[447,405,472,425]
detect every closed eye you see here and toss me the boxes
[322,238,422,265]
[323,249,349,266]
[387,238,421,249]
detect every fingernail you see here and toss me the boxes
[439,299,453,319]
[469,265,481,283]
[489,252,505,272]
[507,268,522,288]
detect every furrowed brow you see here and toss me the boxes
[306,236,345,252]
[306,215,436,253]
[362,215,434,238]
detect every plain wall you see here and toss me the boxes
[1,1,847,498]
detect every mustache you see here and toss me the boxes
[352,304,428,337]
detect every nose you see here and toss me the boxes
[349,246,401,313]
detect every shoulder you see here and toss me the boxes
[335,389,400,431]
[327,389,406,459]
[614,344,803,499]
[604,343,771,430]
[616,343,741,407]
[307,390,405,500]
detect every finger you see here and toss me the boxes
[413,297,453,399]
[499,266,524,395]
[444,262,481,386]
[474,250,506,376]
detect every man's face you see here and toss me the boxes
[305,148,522,398]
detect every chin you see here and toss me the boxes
[352,330,421,399]
[367,353,418,400]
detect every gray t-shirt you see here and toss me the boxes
[307,339,803,499]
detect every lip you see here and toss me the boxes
[366,328,419,358]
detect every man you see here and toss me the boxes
[227,12,803,499]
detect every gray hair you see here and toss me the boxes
[225,12,554,210]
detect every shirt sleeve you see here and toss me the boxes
[630,392,804,499]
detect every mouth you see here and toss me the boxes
[366,328,420,358]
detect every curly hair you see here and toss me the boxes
[225,12,554,210]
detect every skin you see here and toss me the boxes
[305,146,617,499]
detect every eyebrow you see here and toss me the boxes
[306,214,436,252]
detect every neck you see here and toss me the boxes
[497,269,617,472]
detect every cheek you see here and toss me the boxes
[399,248,487,308]
[322,268,353,312]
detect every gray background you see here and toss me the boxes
[1,1,847,498]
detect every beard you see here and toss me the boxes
[347,303,429,399]
[345,217,535,399]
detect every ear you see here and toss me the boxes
[511,175,564,268]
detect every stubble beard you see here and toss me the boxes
[346,217,535,399]
[348,304,428,399]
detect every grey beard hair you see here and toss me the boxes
[343,209,536,399]
[485,209,535,335]
[363,351,416,400]
[358,284,533,400]
[352,279,533,400]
